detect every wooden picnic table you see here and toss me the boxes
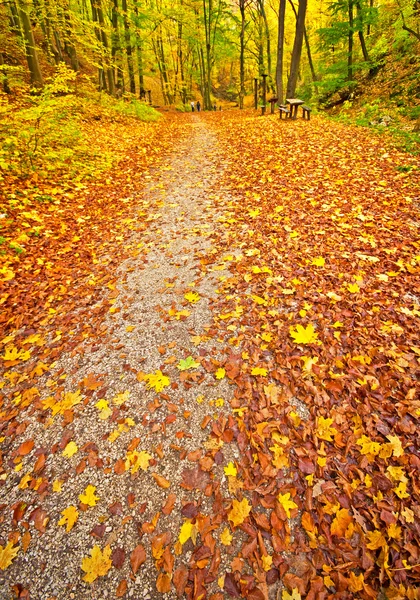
[286,98,304,119]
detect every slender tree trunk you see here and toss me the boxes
[348,0,354,83]
[178,19,186,103]
[203,0,212,109]
[63,7,79,70]
[96,0,115,95]
[111,0,125,91]
[122,0,135,93]
[133,3,145,97]
[90,0,106,90]
[276,0,286,103]
[286,0,307,98]
[16,0,44,88]
[239,0,246,109]
[258,0,272,87]
[287,0,317,91]
[0,52,11,93]
[367,0,373,35]
[355,0,369,62]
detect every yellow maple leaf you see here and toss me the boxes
[356,435,381,459]
[215,368,225,379]
[228,498,251,527]
[143,370,170,392]
[289,323,319,345]
[282,589,301,600]
[113,391,130,405]
[81,545,112,583]
[262,555,273,571]
[79,485,100,507]
[312,257,325,267]
[316,416,337,442]
[53,480,63,493]
[62,441,78,458]
[330,508,352,537]
[401,507,414,523]
[270,445,289,469]
[224,462,237,477]
[277,492,298,518]
[126,450,152,474]
[178,520,198,546]
[252,295,267,305]
[394,481,410,499]
[184,291,200,303]
[95,399,112,420]
[261,332,272,342]
[251,367,268,376]
[348,572,364,593]
[347,283,360,293]
[0,542,19,570]
[385,434,404,457]
[366,530,387,550]
[58,506,79,532]
[220,527,233,546]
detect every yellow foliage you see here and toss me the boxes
[81,545,112,583]
[79,485,100,507]
[0,542,19,570]
[277,492,298,518]
[58,506,78,532]
[228,498,251,527]
[289,323,319,345]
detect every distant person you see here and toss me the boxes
[213,104,217,111]
[190,101,195,112]
[196,100,201,112]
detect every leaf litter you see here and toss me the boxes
[0,109,419,599]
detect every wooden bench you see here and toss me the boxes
[279,105,290,119]
[302,105,311,120]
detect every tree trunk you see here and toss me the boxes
[286,0,307,99]
[203,0,212,109]
[133,3,145,98]
[111,0,125,91]
[239,0,246,109]
[122,0,135,93]
[258,0,272,87]
[90,0,106,90]
[348,0,354,83]
[355,0,369,62]
[63,6,79,70]
[177,15,186,103]
[287,0,317,90]
[0,52,11,93]
[96,0,115,95]
[275,0,286,104]
[16,0,44,88]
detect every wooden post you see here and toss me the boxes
[254,78,258,109]
[147,89,152,104]
[261,74,267,115]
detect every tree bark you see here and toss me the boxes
[287,0,317,90]
[239,0,246,108]
[133,2,145,98]
[16,0,44,88]
[111,0,124,92]
[203,0,212,109]
[286,0,307,99]
[348,0,354,83]
[355,0,369,62]
[122,0,136,93]
[96,0,115,95]
[275,0,286,104]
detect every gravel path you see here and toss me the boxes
[1,118,244,599]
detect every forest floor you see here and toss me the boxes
[0,110,420,600]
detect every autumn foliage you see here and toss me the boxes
[0,110,419,599]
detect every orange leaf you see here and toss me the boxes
[152,473,171,489]
[18,440,34,456]
[156,572,172,593]
[116,579,127,598]
[130,544,146,574]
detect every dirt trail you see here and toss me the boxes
[1,118,243,599]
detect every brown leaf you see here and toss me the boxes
[116,579,127,598]
[156,572,171,593]
[152,473,171,489]
[173,566,188,597]
[130,544,146,574]
[112,547,126,569]
[162,493,176,515]
[18,439,34,456]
